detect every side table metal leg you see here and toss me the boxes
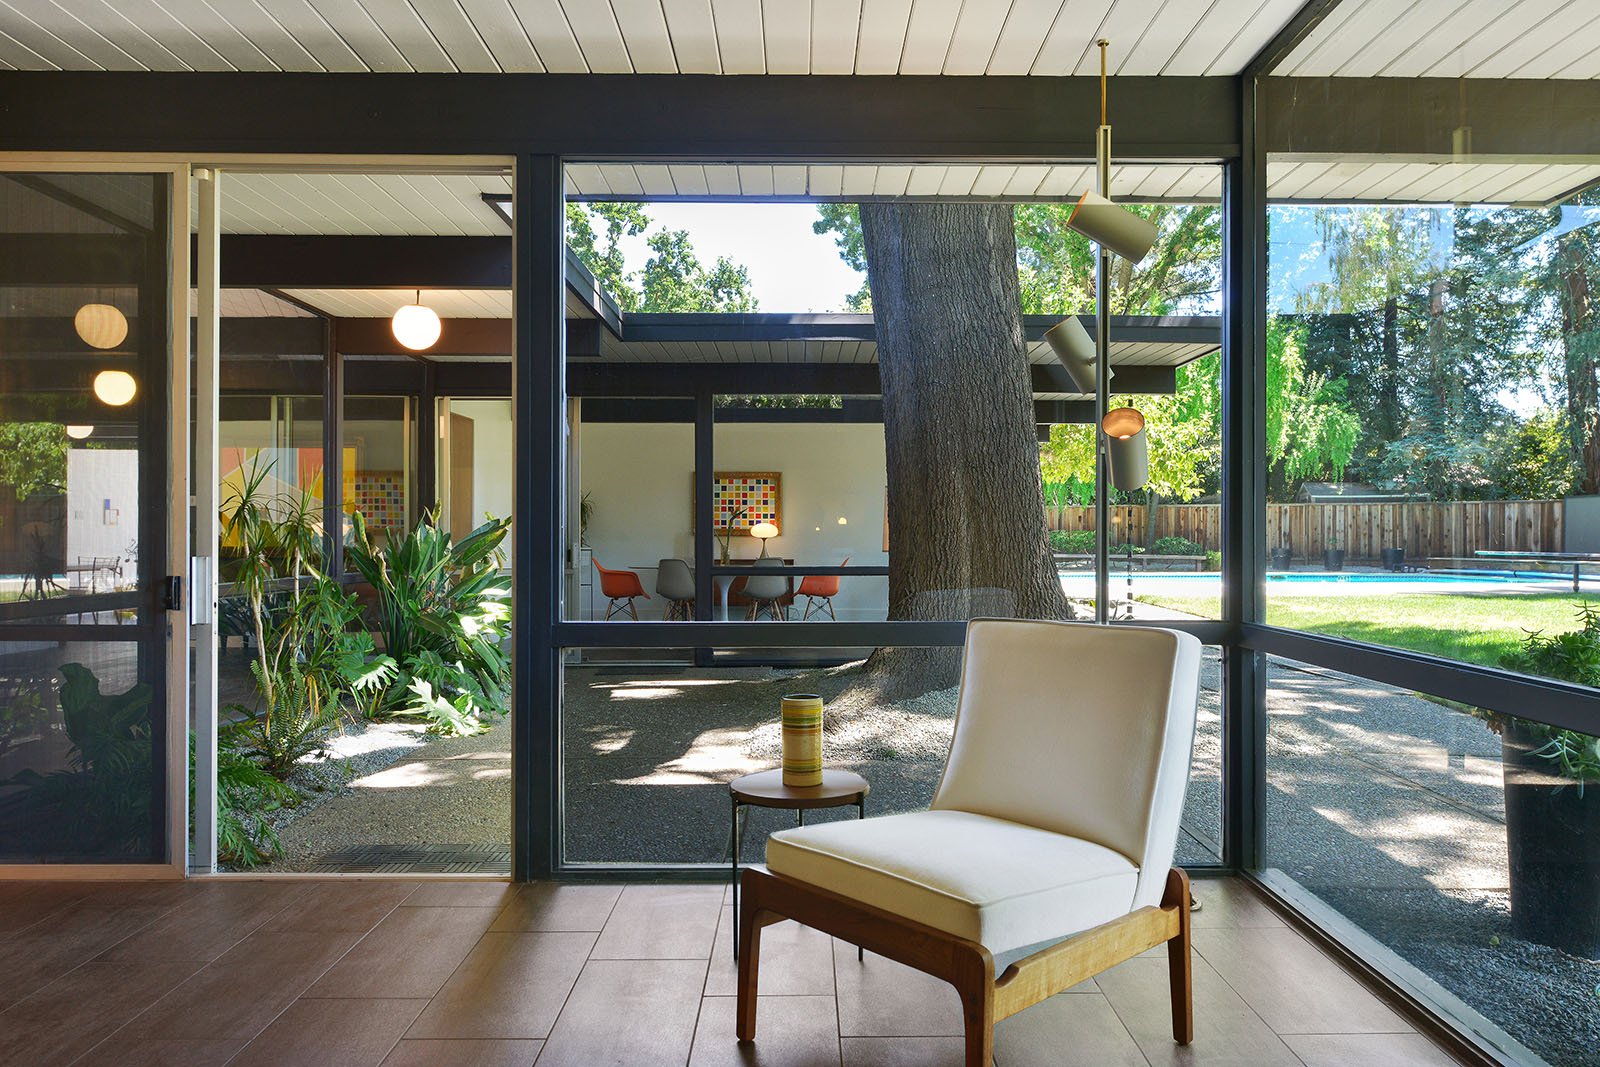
[731,796,741,961]
[857,797,866,961]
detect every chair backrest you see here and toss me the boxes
[655,558,695,600]
[742,556,789,600]
[592,557,646,599]
[796,557,848,598]
[931,618,1201,910]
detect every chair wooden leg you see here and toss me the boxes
[1164,867,1194,1045]
[736,874,765,1042]
[955,947,995,1066]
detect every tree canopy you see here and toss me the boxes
[566,202,758,313]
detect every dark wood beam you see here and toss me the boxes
[213,234,511,289]
[0,73,1241,160]
[1243,0,1345,77]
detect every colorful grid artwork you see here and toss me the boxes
[349,471,407,531]
[708,471,781,533]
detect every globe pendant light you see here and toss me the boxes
[65,425,94,439]
[74,302,129,349]
[392,290,441,351]
[93,369,137,406]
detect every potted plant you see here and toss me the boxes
[1482,605,1600,957]
[1269,541,1293,570]
[1380,546,1406,571]
[1321,534,1345,572]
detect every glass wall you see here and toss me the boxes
[0,170,172,863]
[344,394,414,552]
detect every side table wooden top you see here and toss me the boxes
[729,769,870,809]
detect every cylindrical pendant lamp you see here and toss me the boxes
[1043,316,1114,393]
[1067,190,1158,264]
[1102,407,1149,491]
[781,693,824,787]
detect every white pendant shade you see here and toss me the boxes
[1043,316,1113,394]
[65,424,94,439]
[74,303,129,349]
[93,369,137,406]
[392,298,442,351]
[1068,191,1158,264]
[1102,407,1149,492]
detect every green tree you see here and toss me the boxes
[566,202,758,313]
[813,203,872,311]
[1482,408,1575,500]
[0,423,68,500]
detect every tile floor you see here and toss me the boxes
[0,877,1464,1066]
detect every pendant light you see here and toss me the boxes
[1102,407,1149,492]
[74,303,129,349]
[65,425,94,439]
[93,369,137,406]
[1066,191,1158,264]
[1043,316,1112,394]
[392,290,442,351]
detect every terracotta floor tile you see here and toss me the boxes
[705,907,835,997]
[227,997,426,1067]
[487,882,621,932]
[691,995,841,1067]
[0,959,203,1067]
[403,882,520,908]
[307,904,499,999]
[839,1037,966,1066]
[405,931,594,1039]
[257,880,420,934]
[1195,926,1413,1035]
[995,993,1146,1067]
[1096,954,1301,1067]
[115,929,364,1041]
[1283,1032,1461,1066]
[536,958,708,1066]
[379,1038,543,1067]
[590,883,722,959]
[832,939,964,1038]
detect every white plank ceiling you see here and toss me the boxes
[1267,157,1600,207]
[1277,0,1600,79]
[282,287,512,318]
[0,0,1307,74]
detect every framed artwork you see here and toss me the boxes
[694,471,783,532]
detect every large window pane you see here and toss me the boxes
[344,395,413,551]
[1264,655,1593,1065]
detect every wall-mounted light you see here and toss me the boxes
[1102,407,1149,492]
[65,425,94,440]
[1043,316,1113,394]
[74,303,129,349]
[93,370,137,407]
[836,516,848,525]
[1065,191,1158,264]
[751,521,779,557]
[392,290,441,351]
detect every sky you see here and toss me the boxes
[606,202,865,312]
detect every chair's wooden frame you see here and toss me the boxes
[737,864,1192,1066]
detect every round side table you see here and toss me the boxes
[729,768,869,960]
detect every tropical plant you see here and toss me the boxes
[8,663,153,856]
[0,676,50,766]
[196,724,301,868]
[347,509,511,735]
[1488,604,1600,784]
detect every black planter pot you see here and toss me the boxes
[1380,547,1406,572]
[1269,548,1293,569]
[1501,722,1600,957]
[1321,549,1345,571]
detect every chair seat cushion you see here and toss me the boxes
[765,809,1139,956]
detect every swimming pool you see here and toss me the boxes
[1055,567,1588,597]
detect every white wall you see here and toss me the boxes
[579,419,889,620]
[450,399,515,527]
[65,448,139,574]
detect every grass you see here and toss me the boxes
[1138,591,1600,669]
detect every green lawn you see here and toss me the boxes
[1138,591,1600,669]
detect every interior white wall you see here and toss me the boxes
[65,449,139,571]
[450,399,515,527]
[579,419,888,620]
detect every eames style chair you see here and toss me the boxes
[736,619,1202,1066]
[742,557,790,621]
[656,558,696,621]
[795,557,849,620]
[592,557,649,620]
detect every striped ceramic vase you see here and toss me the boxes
[781,693,824,787]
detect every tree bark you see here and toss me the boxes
[858,202,1071,696]
[1559,240,1600,494]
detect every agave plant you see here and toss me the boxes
[346,509,511,734]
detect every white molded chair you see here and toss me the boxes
[736,619,1203,1065]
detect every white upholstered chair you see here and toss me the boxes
[735,619,1203,1066]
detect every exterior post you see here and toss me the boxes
[191,167,221,872]
[322,322,344,578]
[513,153,566,880]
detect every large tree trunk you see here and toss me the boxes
[1559,240,1600,494]
[858,202,1070,696]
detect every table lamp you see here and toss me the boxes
[751,521,779,558]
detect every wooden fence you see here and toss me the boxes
[1045,500,1564,561]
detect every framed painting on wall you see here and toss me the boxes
[693,471,783,532]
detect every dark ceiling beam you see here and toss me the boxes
[1243,0,1345,78]
[623,312,1220,345]
[213,235,511,290]
[1261,78,1600,158]
[332,316,600,358]
[0,73,1241,159]
[0,234,146,284]
[566,361,1176,397]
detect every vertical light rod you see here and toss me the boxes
[1094,38,1113,624]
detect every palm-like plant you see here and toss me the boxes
[346,509,511,734]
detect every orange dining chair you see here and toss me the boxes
[796,557,848,620]
[593,557,650,620]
